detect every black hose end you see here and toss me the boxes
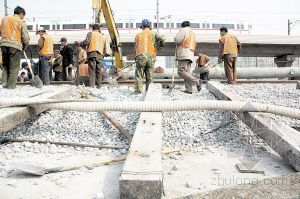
[0,137,11,144]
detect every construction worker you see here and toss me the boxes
[60,37,74,81]
[77,45,87,65]
[218,27,241,84]
[37,27,54,85]
[134,19,157,93]
[196,52,211,81]
[81,24,107,88]
[52,50,63,81]
[0,6,30,89]
[174,21,201,94]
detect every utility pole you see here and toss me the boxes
[4,0,8,16]
[156,0,159,33]
[288,19,292,36]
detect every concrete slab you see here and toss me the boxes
[119,84,163,198]
[0,88,76,133]
[207,81,300,171]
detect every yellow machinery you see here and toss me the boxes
[92,0,124,69]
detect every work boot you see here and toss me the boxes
[182,90,192,94]
[197,85,202,92]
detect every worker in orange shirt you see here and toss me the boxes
[218,27,241,84]
[37,26,54,85]
[0,6,30,89]
[81,24,107,88]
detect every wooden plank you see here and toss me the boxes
[207,81,300,171]
[119,84,163,198]
[0,88,75,133]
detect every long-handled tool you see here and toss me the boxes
[0,137,124,149]
[193,63,219,75]
[167,48,177,94]
[23,51,43,88]
[9,148,180,176]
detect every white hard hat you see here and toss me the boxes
[37,26,45,32]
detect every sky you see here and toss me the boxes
[1,0,300,35]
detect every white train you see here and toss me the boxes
[26,19,251,36]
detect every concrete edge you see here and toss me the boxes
[207,81,300,172]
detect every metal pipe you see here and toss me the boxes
[0,98,299,119]
[126,67,300,79]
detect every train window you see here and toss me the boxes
[177,23,181,28]
[153,23,164,28]
[27,25,33,31]
[52,25,56,30]
[126,23,134,28]
[202,23,210,28]
[40,25,50,30]
[115,23,123,28]
[101,23,107,28]
[166,23,174,28]
[57,25,60,30]
[63,24,86,30]
[240,24,244,29]
[212,24,234,29]
[190,23,200,28]
[136,23,142,28]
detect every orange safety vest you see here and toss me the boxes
[219,33,238,56]
[78,63,89,77]
[1,16,22,42]
[40,34,54,56]
[135,29,156,57]
[182,30,196,51]
[87,31,106,54]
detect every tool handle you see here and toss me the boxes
[23,51,34,75]
[45,156,126,174]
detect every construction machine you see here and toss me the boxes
[92,0,124,70]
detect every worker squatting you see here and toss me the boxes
[0,6,241,93]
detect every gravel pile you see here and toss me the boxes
[0,85,143,161]
[162,86,264,152]
[231,83,300,127]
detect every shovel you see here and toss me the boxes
[23,51,43,88]
[9,156,126,176]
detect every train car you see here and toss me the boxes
[26,19,251,36]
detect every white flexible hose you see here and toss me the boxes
[0,98,299,119]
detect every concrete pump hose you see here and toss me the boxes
[0,98,299,119]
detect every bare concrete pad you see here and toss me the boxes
[180,172,300,199]
[119,84,163,198]
[0,88,76,133]
[207,81,300,171]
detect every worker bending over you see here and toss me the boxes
[37,27,54,85]
[0,6,30,89]
[174,21,201,94]
[76,44,89,86]
[218,27,241,84]
[134,19,157,93]
[196,52,211,81]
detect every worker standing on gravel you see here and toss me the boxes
[174,21,201,94]
[218,27,241,84]
[134,19,157,94]
[60,37,74,81]
[52,50,63,81]
[0,6,30,89]
[37,27,54,85]
[80,24,107,88]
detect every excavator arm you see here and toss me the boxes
[92,0,124,69]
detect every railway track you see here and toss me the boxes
[0,81,299,198]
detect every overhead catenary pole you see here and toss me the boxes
[156,0,159,33]
[4,0,8,16]
[288,19,291,36]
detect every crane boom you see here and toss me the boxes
[92,0,124,69]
